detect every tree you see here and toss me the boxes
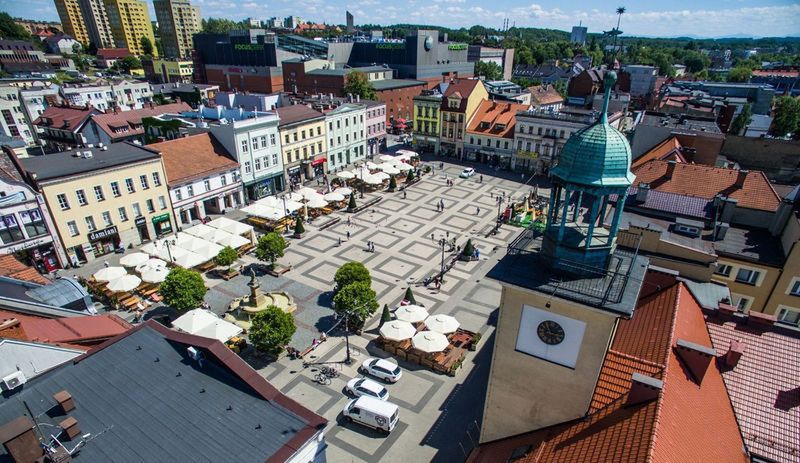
[0,13,31,40]
[294,216,305,236]
[475,61,502,81]
[343,71,377,100]
[683,51,710,74]
[71,42,82,54]
[403,287,417,305]
[160,267,207,311]
[727,67,752,83]
[334,261,371,291]
[140,36,154,56]
[248,305,296,355]
[201,17,246,34]
[770,96,800,137]
[380,304,391,326]
[729,103,752,136]
[332,281,379,331]
[388,175,397,191]
[255,232,287,268]
[462,239,475,258]
[347,193,357,211]
[406,169,415,184]
[115,55,142,74]
[215,246,238,269]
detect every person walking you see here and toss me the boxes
[479,174,483,183]
[476,206,481,215]
[347,216,351,226]
[431,233,435,242]
[346,231,351,240]
[403,190,407,199]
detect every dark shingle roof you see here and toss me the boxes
[371,79,425,91]
[0,321,325,462]
[20,142,160,182]
[274,104,325,127]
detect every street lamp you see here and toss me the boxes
[438,237,447,284]
[161,238,177,262]
[280,194,289,235]
[496,195,503,221]
[359,162,365,199]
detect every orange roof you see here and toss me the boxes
[632,160,781,212]
[0,309,131,345]
[466,100,529,139]
[468,275,748,463]
[631,137,687,170]
[0,255,49,285]
[150,133,239,185]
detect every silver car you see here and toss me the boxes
[346,377,390,401]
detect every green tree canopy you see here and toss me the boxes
[403,287,417,305]
[248,305,296,355]
[294,217,305,235]
[214,246,238,268]
[475,61,502,81]
[201,17,247,34]
[255,232,287,266]
[770,96,800,138]
[332,281,379,331]
[334,261,371,291]
[159,267,207,311]
[343,71,377,100]
[140,36,154,56]
[729,103,752,136]
[727,67,752,83]
[0,13,31,40]
[683,51,710,74]
[114,55,142,73]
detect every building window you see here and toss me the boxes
[272,153,278,165]
[204,179,211,191]
[220,174,227,186]
[251,138,258,150]
[244,161,251,174]
[735,268,761,285]
[0,215,24,243]
[158,196,167,209]
[329,122,333,131]
[733,295,751,312]
[125,178,135,193]
[85,216,96,232]
[76,189,88,206]
[316,127,321,136]
[318,142,322,152]
[714,264,732,277]
[175,189,183,201]
[301,130,306,140]
[260,136,267,148]
[102,211,113,227]
[57,193,70,210]
[94,185,105,201]
[152,172,161,186]
[118,207,128,221]
[132,203,142,217]
[146,199,155,213]
[789,280,800,297]
[187,185,194,197]
[111,181,121,197]
[777,307,800,326]
[67,220,79,236]
[140,175,149,190]
[293,132,298,142]
[241,139,248,152]
[255,158,262,170]
[285,134,290,144]
[19,209,46,237]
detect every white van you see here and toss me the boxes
[342,396,399,434]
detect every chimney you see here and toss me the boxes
[53,390,75,413]
[626,373,663,406]
[724,340,745,368]
[747,310,776,328]
[734,169,748,188]
[665,160,677,179]
[635,183,650,203]
[675,339,716,385]
[59,416,81,439]
[0,416,44,463]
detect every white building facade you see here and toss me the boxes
[325,103,367,172]
[170,167,243,227]
[0,86,35,146]
[61,80,153,111]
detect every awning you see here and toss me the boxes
[311,157,325,166]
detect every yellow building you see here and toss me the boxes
[766,214,800,326]
[150,58,194,83]
[54,0,90,45]
[153,0,201,59]
[274,105,328,184]
[412,91,442,154]
[439,79,487,159]
[19,143,173,264]
[104,0,158,56]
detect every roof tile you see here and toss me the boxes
[149,133,239,185]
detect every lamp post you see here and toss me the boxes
[280,194,289,235]
[496,195,503,221]
[438,237,446,283]
[162,238,176,262]
[359,162,365,199]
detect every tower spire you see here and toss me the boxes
[600,71,617,124]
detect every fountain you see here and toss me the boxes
[224,269,296,332]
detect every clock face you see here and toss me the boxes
[537,320,565,345]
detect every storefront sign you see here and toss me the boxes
[152,213,170,225]
[448,43,467,51]
[376,43,404,50]
[135,216,147,226]
[152,213,172,236]
[88,226,118,242]
[516,150,539,160]
[311,158,325,166]
[287,166,301,174]
[234,43,264,51]
[228,67,243,73]
[7,237,50,253]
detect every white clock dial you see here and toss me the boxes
[515,304,586,368]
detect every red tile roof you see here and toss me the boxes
[528,84,564,107]
[466,100,529,139]
[631,136,687,170]
[149,133,239,185]
[441,79,483,113]
[90,102,191,141]
[632,160,781,212]
[468,275,748,463]
[706,315,800,463]
[33,105,99,132]
[274,104,325,126]
[0,309,131,345]
[96,48,131,59]
[0,255,49,285]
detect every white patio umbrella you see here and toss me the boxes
[175,233,213,253]
[323,192,345,202]
[173,250,206,268]
[411,331,449,353]
[379,320,417,341]
[363,175,383,185]
[184,223,216,240]
[380,165,401,175]
[135,258,167,273]
[256,196,281,208]
[283,199,304,213]
[286,192,305,202]
[334,187,353,195]
[337,171,355,179]
[141,241,189,262]
[395,163,413,172]
[372,172,390,181]
[106,274,141,292]
[207,217,254,236]
[213,231,249,248]
[298,187,319,199]
[306,195,328,208]
[365,161,378,170]
[424,314,460,334]
[119,252,150,268]
[93,266,127,282]
[395,304,429,323]
[379,154,396,162]
[140,266,169,284]
[192,242,224,261]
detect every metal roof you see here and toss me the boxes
[20,142,160,182]
[551,121,635,188]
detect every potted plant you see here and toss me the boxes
[347,193,357,212]
[293,216,305,238]
[469,332,482,351]
[388,175,397,192]
[460,239,476,261]
[214,246,240,280]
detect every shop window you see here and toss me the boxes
[20,209,47,237]
[0,214,24,243]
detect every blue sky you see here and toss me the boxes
[2,0,799,38]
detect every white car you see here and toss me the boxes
[346,377,390,401]
[460,167,475,178]
[359,357,403,383]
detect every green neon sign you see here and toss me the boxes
[235,43,264,51]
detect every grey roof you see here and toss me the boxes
[152,83,218,95]
[0,339,83,380]
[0,323,324,462]
[26,278,92,312]
[20,142,160,182]
[713,226,785,266]
[371,79,426,91]
[0,276,94,315]
[0,134,26,149]
[620,186,714,220]
[488,229,649,317]
[678,277,731,310]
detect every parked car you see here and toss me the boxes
[342,396,400,434]
[359,357,403,383]
[346,377,389,401]
[460,167,475,178]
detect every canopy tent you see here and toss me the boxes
[141,240,189,262]
[242,204,287,221]
[424,314,460,334]
[188,241,224,261]
[106,274,141,293]
[306,195,328,209]
[379,154,396,162]
[372,172,390,181]
[172,251,206,269]
[172,309,243,343]
[411,331,449,353]
[365,161,378,170]
[334,187,353,195]
[297,187,320,200]
[135,258,167,274]
[395,163,413,172]
[363,175,384,185]
[174,233,211,252]
[119,252,150,268]
[286,192,305,202]
[213,231,249,248]
[93,266,127,282]
[184,223,217,240]
[395,304,429,323]
[255,196,281,208]
[323,192,345,202]
[379,165,400,175]
[207,217,254,237]
[379,320,416,341]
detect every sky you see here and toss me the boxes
[2,0,799,38]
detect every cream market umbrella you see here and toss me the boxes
[140,266,169,284]
[411,331,449,353]
[173,309,243,342]
[379,165,400,175]
[173,250,206,268]
[306,194,328,208]
[192,242,224,262]
[106,274,141,293]
[135,258,167,273]
[185,223,217,240]
[365,161,378,170]
[395,304,429,323]
[175,233,212,252]
[424,314,460,334]
[141,241,188,262]
[379,320,416,341]
[208,217,254,236]
[256,196,281,208]
[213,231,249,248]
[372,172,390,181]
[363,175,383,185]
[286,192,305,202]
[395,162,413,172]
[334,187,353,195]
[323,192,345,202]
[379,154,396,162]
[93,266,127,282]
[337,171,355,180]
[298,187,319,199]
[119,252,149,268]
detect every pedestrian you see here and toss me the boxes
[346,231,351,240]
[403,190,407,199]
[338,237,342,246]
[521,173,525,182]
[103,261,109,268]
[431,233,435,242]
[476,248,481,260]
[490,191,493,199]
[476,206,480,215]
[347,217,351,226]
[446,231,450,239]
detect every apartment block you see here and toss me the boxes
[153,0,201,59]
[104,0,158,56]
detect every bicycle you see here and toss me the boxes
[314,373,331,385]
[320,366,340,378]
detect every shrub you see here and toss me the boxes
[255,232,287,267]
[334,261,371,290]
[248,305,296,356]
[215,246,238,269]
[160,267,207,311]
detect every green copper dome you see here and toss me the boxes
[550,71,635,188]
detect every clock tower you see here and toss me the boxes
[480,71,649,442]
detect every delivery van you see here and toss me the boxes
[342,396,399,434]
